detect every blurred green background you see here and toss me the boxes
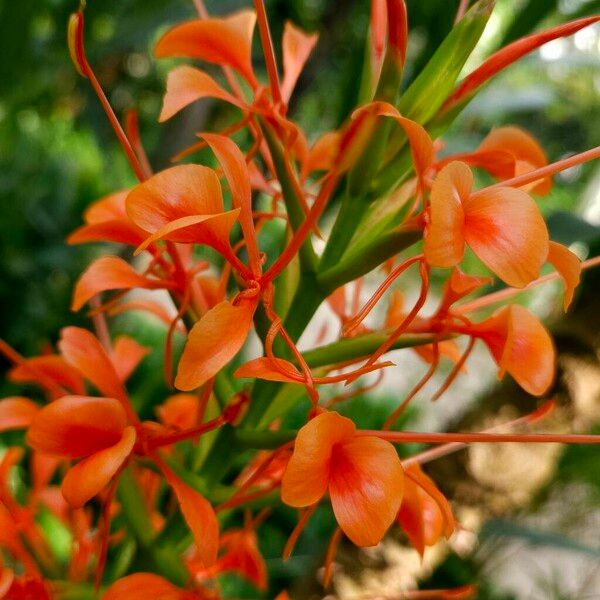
[1,0,600,598]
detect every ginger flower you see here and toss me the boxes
[281,411,404,546]
[424,161,549,288]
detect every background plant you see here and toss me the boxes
[1,1,600,600]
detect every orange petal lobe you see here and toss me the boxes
[0,397,39,432]
[155,10,257,86]
[67,219,147,247]
[281,412,355,508]
[159,65,243,122]
[424,161,470,268]
[59,327,128,403]
[477,126,550,194]
[27,396,127,458]
[175,299,256,391]
[156,394,199,430]
[281,22,318,101]
[329,435,404,546]
[126,165,238,253]
[163,469,219,568]
[110,336,151,383]
[72,256,160,311]
[462,187,549,287]
[234,357,302,383]
[102,573,195,600]
[62,426,136,508]
[477,305,555,396]
[397,465,455,555]
[547,241,581,310]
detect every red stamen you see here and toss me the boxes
[283,504,317,561]
[456,254,600,314]
[430,336,475,401]
[253,0,283,106]
[472,145,600,198]
[343,255,424,336]
[383,342,440,430]
[364,430,600,445]
[322,527,342,588]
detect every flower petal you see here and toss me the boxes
[111,336,151,383]
[281,412,355,508]
[134,211,240,255]
[156,394,199,430]
[59,327,128,403]
[159,65,243,122]
[0,397,39,432]
[175,298,256,391]
[476,127,551,195]
[102,573,194,600]
[476,305,555,396]
[234,357,302,383]
[126,165,239,253]
[72,256,163,311]
[127,165,224,229]
[68,219,147,247]
[547,241,581,310]
[462,187,549,287]
[84,190,129,223]
[155,10,257,86]
[162,469,219,568]
[8,355,86,395]
[302,132,340,178]
[281,22,318,102]
[27,396,127,458]
[424,161,470,268]
[329,435,404,546]
[62,426,136,508]
[397,464,455,555]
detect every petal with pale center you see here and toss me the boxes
[462,186,549,288]
[424,161,470,268]
[281,411,355,508]
[329,435,404,547]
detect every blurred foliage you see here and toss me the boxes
[1,0,600,597]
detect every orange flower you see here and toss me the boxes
[155,10,258,88]
[156,11,318,120]
[67,189,147,247]
[439,126,552,195]
[469,304,555,396]
[102,573,204,600]
[396,464,455,556]
[125,164,240,258]
[281,411,404,546]
[0,397,39,433]
[424,161,549,288]
[26,395,136,508]
[192,527,267,590]
[175,295,258,391]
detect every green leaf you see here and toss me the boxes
[372,0,494,196]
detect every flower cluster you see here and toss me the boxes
[1,1,600,598]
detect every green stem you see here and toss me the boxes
[303,331,439,368]
[117,467,188,586]
[261,121,318,273]
[318,227,421,291]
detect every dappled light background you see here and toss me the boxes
[1,0,600,598]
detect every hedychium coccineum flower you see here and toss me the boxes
[1,0,600,598]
